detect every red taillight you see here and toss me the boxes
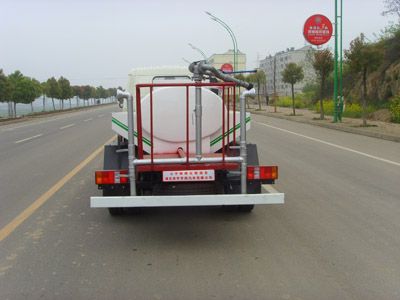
[247,166,278,180]
[95,170,128,184]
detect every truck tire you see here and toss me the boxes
[103,190,125,216]
[237,204,254,212]
[108,207,124,216]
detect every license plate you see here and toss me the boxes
[162,170,215,182]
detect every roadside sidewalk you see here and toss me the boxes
[248,105,400,143]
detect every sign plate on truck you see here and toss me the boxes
[163,170,215,182]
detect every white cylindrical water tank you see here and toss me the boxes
[141,87,224,145]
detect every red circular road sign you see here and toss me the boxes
[220,63,233,73]
[303,14,333,45]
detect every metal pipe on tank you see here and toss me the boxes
[195,86,202,159]
[189,61,253,91]
[132,156,243,165]
[239,88,256,194]
[116,90,136,196]
[188,61,255,194]
[192,63,203,160]
[240,93,247,194]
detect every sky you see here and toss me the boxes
[0,0,397,88]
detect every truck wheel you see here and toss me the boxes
[103,189,125,216]
[108,207,124,216]
[237,205,254,213]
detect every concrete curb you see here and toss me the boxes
[250,110,400,143]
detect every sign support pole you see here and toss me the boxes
[339,0,343,122]
[333,0,339,123]
[334,0,344,122]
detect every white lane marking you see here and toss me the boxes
[256,121,400,167]
[2,113,78,132]
[15,134,43,144]
[1,106,110,132]
[83,118,93,122]
[98,114,104,117]
[59,123,75,130]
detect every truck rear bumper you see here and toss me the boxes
[90,185,284,208]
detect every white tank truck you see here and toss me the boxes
[90,61,284,215]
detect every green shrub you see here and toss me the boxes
[314,100,374,118]
[276,96,306,109]
[389,95,400,123]
[343,103,365,118]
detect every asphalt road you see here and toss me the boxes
[0,109,400,300]
[0,105,116,229]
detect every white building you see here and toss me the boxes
[259,46,315,97]
[208,49,246,71]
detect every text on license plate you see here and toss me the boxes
[162,170,215,182]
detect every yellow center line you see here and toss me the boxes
[0,135,116,242]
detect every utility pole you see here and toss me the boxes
[273,55,277,113]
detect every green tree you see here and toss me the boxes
[255,70,267,110]
[0,69,9,102]
[282,63,304,116]
[382,0,400,18]
[107,88,117,102]
[312,49,334,120]
[380,23,400,63]
[29,78,42,113]
[0,69,13,117]
[345,34,383,126]
[244,71,267,110]
[41,81,48,111]
[81,85,92,106]
[302,82,319,103]
[90,86,96,105]
[46,77,60,110]
[7,71,24,117]
[96,86,107,104]
[7,71,41,116]
[72,85,82,107]
[58,77,72,109]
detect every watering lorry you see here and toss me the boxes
[90,61,284,215]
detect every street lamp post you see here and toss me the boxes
[188,43,208,61]
[205,11,238,72]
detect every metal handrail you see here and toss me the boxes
[132,156,243,166]
[135,82,238,162]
